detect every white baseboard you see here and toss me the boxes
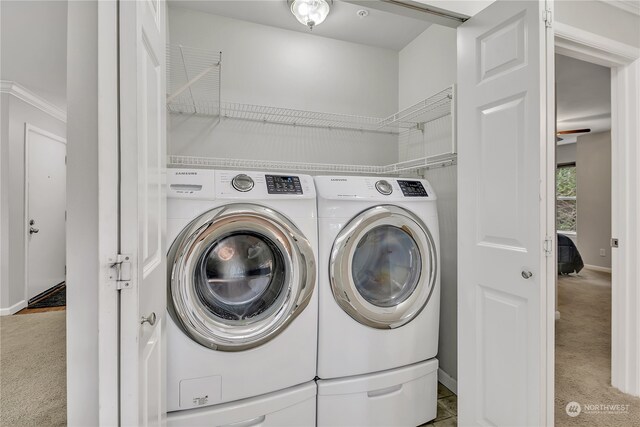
[438,368,458,395]
[0,300,27,316]
[584,264,612,273]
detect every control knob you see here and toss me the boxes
[231,174,254,192]
[375,180,393,195]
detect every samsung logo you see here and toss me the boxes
[331,178,347,181]
[175,172,197,175]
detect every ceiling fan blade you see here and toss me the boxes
[557,128,591,135]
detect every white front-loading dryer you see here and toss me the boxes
[166,168,318,415]
[314,175,441,379]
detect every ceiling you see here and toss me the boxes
[556,54,611,144]
[414,0,493,16]
[168,0,433,51]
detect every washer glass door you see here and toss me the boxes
[330,205,437,329]
[196,232,286,322]
[168,203,315,351]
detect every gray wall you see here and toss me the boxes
[398,25,458,385]
[0,1,68,110]
[0,94,8,311]
[168,7,399,167]
[576,131,612,269]
[556,143,576,165]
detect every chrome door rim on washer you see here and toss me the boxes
[329,205,437,329]
[168,203,316,351]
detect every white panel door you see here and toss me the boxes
[25,125,66,301]
[119,0,167,425]
[457,1,553,425]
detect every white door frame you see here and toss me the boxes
[553,22,640,400]
[23,123,66,303]
[97,0,120,424]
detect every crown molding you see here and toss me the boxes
[598,0,640,16]
[0,80,66,123]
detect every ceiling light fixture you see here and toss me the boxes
[288,0,332,30]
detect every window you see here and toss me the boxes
[556,163,577,233]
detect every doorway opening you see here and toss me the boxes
[553,53,639,425]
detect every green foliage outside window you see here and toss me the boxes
[556,164,577,232]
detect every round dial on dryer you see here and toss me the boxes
[231,174,254,192]
[375,180,393,195]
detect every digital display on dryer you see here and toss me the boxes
[397,180,428,197]
[266,175,303,194]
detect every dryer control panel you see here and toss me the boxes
[314,175,436,201]
[397,180,428,197]
[266,175,303,194]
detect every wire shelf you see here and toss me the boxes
[167,153,457,175]
[218,102,393,134]
[168,87,453,135]
[167,44,221,115]
[165,44,453,135]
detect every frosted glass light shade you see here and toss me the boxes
[290,0,331,30]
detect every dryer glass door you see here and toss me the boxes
[168,204,315,351]
[351,225,422,308]
[330,205,437,329]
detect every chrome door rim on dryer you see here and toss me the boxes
[329,205,437,329]
[168,203,316,351]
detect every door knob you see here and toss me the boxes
[140,312,157,326]
[29,227,40,234]
[521,270,533,279]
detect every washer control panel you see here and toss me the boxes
[375,180,393,195]
[266,175,303,195]
[231,174,255,192]
[397,180,428,197]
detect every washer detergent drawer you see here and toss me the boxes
[167,381,316,427]
[317,359,438,427]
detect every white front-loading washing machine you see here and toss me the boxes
[314,175,441,426]
[165,168,318,419]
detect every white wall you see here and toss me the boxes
[576,131,612,269]
[66,1,99,424]
[167,7,399,166]
[0,93,66,314]
[398,24,458,386]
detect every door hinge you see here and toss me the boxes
[544,9,552,28]
[109,254,132,290]
[544,236,553,257]
[611,238,619,248]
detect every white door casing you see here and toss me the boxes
[25,124,66,301]
[457,1,553,425]
[119,0,167,425]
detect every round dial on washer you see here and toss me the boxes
[375,180,393,195]
[231,174,254,192]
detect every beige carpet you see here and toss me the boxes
[0,311,66,426]
[555,268,640,426]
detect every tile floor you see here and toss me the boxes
[420,382,458,426]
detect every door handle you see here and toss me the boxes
[29,227,40,234]
[140,312,157,326]
[521,270,533,279]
